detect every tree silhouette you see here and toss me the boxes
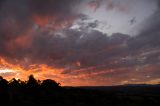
[9,78,21,88]
[26,75,39,90]
[0,76,8,90]
[41,79,60,90]
[0,76,9,102]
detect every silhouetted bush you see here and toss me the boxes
[0,76,9,103]
[26,75,39,89]
[41,79,60,90]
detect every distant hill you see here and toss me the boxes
[77,84,160,90]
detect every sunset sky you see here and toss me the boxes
[0,0,160,86]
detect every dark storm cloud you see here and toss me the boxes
[0,0,160,85]
[60,0,160,74]
[0,0,82,59]
[28,0,79,15]
[0,0,81,35]
[127,0,160,55]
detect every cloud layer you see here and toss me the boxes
[0,0,160,86]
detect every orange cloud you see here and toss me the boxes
[32,14,75,32]
[5,30,33,51]
[88,0,101,12]
[33,15,51,27]
[0,57,160,86]
[106,0,129,13]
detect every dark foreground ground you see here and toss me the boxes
[0,76,160,106]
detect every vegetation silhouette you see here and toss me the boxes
[0,75,160,106]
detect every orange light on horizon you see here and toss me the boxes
[0,68,14,73]
[0,57,64,84]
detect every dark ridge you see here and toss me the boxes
[0,75,160,106]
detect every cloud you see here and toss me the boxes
[0,0,82,59]
[0,0,160,86]
[106,0,129,13]
[87,0,129,13]
[88,0,102,12]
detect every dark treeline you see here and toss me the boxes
[0,75,160,106]
[0,75,61,105]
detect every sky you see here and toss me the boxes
[0,0,160,86]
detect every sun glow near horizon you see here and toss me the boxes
[0,68,14,73]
